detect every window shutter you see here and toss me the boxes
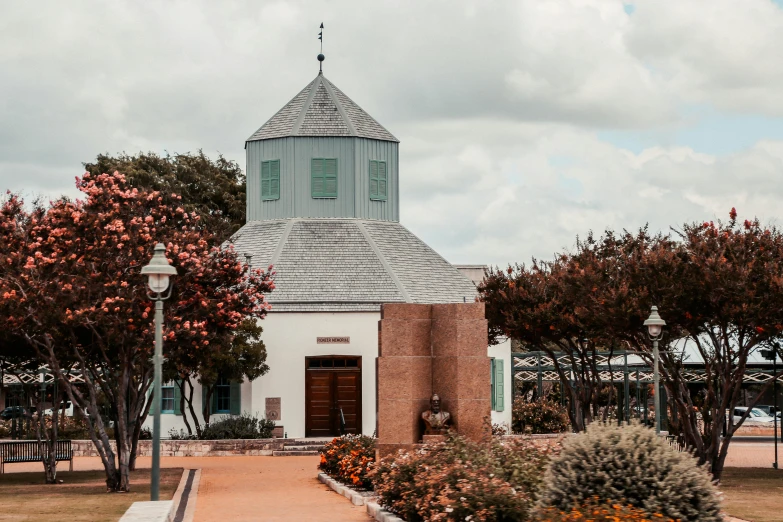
[312,158,324,196]
[369,161,378,198]
[494,359,505,412]
[378,161,387,199]
[270,160,280,199]
[324,159,337,196]
[261,161,271,198]
[230,381,241,415]
[174,380,182,415]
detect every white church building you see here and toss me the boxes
[154,66,512,439]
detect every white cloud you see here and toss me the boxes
[2,0,783,268]
[625,0,783,115]
[399,120,783,265]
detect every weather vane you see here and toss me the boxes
[317,22,325,74]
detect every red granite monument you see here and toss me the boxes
[376,302,491,457]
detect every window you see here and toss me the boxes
[161,383,175,413]
[261,160,280,200]
[311,158,338,198]
[215,376,231,414]
[369,160,387,201]
[491,359,504,412]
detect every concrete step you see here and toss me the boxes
[272,450,321,456]
[282,445,324,451]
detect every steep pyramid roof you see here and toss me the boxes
[247,73,398,143]
[230,219,477,312]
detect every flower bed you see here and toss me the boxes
[318,434,376,490]
[370,434,559,522]
[536,502,678,521]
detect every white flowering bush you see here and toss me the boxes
[370,434,558,522]
[539,422,721,521]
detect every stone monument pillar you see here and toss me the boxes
[376,302,490,458]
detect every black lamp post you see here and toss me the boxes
[761,346,779,469]
[643,306,666,435]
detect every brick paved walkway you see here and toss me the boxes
[7,455,369,521]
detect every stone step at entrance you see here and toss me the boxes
[272,438,328,457]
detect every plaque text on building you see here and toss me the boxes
[317,336,350,344]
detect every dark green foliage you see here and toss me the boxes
[84,151,245,243]
[540,422,721,522]
[512,398,570,434]
[199,412,275,440]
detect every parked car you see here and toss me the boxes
[755,405,775,416]
[733,407,776,423]
[0,406,34,420]
[43,402,74,416]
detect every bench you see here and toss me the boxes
[0,440,73,473]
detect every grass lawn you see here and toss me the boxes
[0,467,182,522]
[721,468,783,522]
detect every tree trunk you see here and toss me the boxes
[33,383,58,484]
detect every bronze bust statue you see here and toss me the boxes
[422,393,450,434]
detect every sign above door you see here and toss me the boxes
[317,337,350,344]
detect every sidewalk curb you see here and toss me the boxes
[172,468,201,522]
[317,473,405,522]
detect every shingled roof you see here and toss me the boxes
[246,73,398,143]
[229,219,477,312]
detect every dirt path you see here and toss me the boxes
[7,455,369,521]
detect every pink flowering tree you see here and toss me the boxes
[0,172,274,492]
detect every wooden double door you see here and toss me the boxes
[305,356,362,437]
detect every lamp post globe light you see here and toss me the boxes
[141,243,177,501]
[643,306,666,435]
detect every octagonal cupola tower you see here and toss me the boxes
[245,71,399,222]
[234,63,476,312]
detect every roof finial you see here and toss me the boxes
[317,22,325,74]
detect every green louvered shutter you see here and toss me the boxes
[270,160,280,199]
[173,380,182,415]
[323,159,337,197]
[369,160,378,199]
[230,381,241,415]
[494,359,504,412]
[261,161,271,199]
[378,161,387,200]
[311,158,324,196]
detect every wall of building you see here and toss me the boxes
[253,311,381,438]
[246,137,398,222]
[143,377,253,437]
[144,312,512,440]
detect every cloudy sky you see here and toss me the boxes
[3,0,783,267]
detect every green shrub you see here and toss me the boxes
[539,422,721,521]
[318,434,376,489]
[200,412,275,439]
[370,434,558,522]
[0,419,10,438]
[167,428,197,440]
[512,398,570,434]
